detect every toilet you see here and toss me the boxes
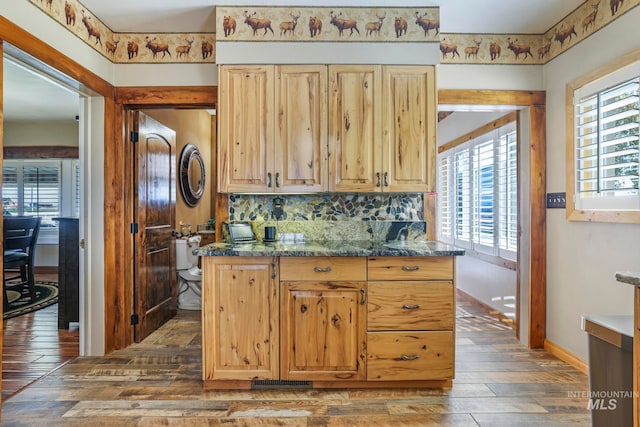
[176,235,202,310]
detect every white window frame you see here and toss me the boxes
[2,159,80,244]
[438,120,518,262]
[567,49,640,223]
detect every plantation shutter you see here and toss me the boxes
[438,156,452,242]
[499,130,518,257]
[575,75,640,209]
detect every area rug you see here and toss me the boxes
[3,281,58,320]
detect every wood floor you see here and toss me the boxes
[2,273,80,401]
[1,294,591,426]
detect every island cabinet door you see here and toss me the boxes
[280,281,367,381]
[201,257,278,381]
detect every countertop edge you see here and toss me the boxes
[195,241,466,257]
[615,271,640,286]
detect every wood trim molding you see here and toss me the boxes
[439,90,546,107]
[4,146,78,159]
[544,339,589,375]
[439,89,546,349]
[438,111,517,154]
[0,17,113,98]
[115,86,217,107]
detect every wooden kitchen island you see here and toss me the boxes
[197,240,464,390]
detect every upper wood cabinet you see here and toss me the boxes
[218,65,274,193]
[219,64,435,194]
[218,64,327,193]
[328,65,436,192]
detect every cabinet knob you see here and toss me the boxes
[313,266,332,273]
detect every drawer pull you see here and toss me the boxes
[313,266,332,273]
[401,354,420,361]
[402,266,420,271]
[402,304,420,310]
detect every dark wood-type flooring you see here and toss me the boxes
[1,292,591,426]
[2,273,80,401]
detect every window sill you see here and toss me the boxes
[463,248,517,271]
[566,206,640,224]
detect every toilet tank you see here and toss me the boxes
[176,235,201,270]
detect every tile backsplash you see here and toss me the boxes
[228,194,426,242]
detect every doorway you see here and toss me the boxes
[1,47,87,398]
[438,90,546,348]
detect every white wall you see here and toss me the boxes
[457,257,517,318]
[3,121,78,146]
[543,7,640,361]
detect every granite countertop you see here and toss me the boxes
[195,240,465,257]
[615,271,640,286]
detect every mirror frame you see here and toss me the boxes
[179,143,206,206]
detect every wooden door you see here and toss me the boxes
[201,257,278,381]
[328,65,382,192]
[275,65,328,192]
[281,281,367,381]
[218,65,274,193]
[383,66,436,192]
[133,112,177,342]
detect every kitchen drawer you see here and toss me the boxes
[367,256,453,281]
[280,257,367,281]
[367,331,454,381]
[368,281,454,331]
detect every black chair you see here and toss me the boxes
[3,216,41,311]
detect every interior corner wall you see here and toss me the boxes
[543,6,640,361]
[0,1,114,84]
[143,109,213,230]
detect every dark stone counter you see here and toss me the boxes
[195,240,465,257]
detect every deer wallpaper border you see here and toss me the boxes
[27,0,216,64]
[25,0,640,65]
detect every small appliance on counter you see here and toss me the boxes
[222,221,256,243]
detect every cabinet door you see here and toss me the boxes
[202,257,278,380]
[383,66,436,192]
[328,65,382,192]
[275,65,328,193]
[281,281,367,380]
[218,65,275,192]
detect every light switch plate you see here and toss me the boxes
[546,192,566,209]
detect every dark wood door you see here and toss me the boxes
[133,111,177,342]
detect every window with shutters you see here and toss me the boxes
[567,52,640,223]
[2,159,80,243]
[438,120,518,262]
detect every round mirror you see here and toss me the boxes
[179,144,205,206]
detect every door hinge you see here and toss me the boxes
[130,223,139,234]
[130,131,139,143]
[131,314,139,325]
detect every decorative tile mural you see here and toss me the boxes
[24,0,640,65]
[27,0,216,63]
[215,7,440,43]
[228,194,427,241]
